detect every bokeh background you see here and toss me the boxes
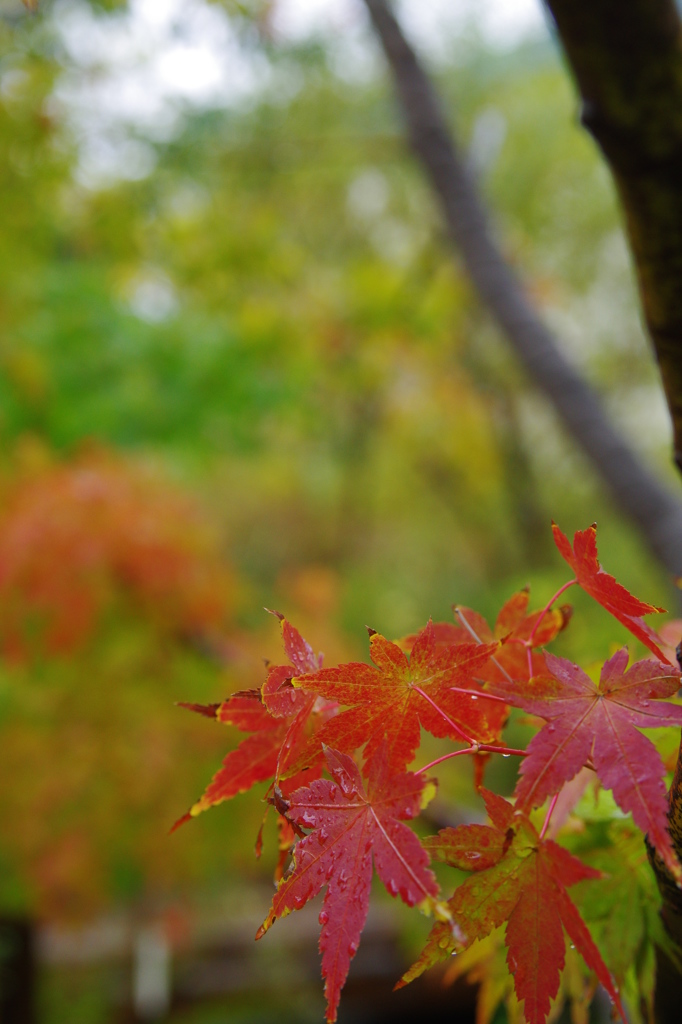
[0,0,679,1021]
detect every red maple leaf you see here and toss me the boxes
[491,647,682,880]
[255,745,440,1023]
[292,621,506,772]
[261,616,339,780]
[454,589,570,684]
[400,789,624,1024]
[552,523,668,661]
[261,612,323,719]
[173,619,329,829]
[172,690,288,830]
[401,590,569,686]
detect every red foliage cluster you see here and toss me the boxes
[0,450,232,659]
[180,524,680,1024]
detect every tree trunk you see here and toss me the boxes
[541,0,682,473]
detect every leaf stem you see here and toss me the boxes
[420,747,476,772]
[448,685,509,705]
[480,743,527,757]
[539,793,559,841]
[526,578,577,648]
[420,744,527,775]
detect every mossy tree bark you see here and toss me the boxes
[543,0,682,472]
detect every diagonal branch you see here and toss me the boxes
[362,0,682,577]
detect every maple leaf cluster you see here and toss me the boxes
[178,523,682,1024]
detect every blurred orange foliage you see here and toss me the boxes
[0,443,246,920]
[0,444,233,660]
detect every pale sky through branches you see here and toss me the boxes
[49,0,548,185]
[276,0,546,51]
